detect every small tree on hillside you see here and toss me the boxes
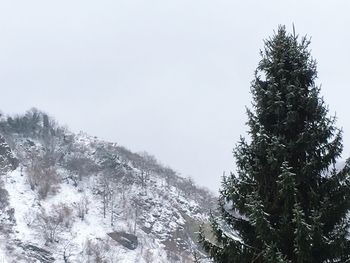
[200,26,350,262]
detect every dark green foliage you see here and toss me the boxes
[0,108,62,142]
[199,26,350,262]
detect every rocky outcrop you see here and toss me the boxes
[0,135,18,173]
[108,231,138,250]
[18,243,55,263]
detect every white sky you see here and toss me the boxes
[1,0,349,192]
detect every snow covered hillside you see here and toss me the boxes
[0,109,215,262]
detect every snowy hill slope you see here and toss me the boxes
[0,109,215,263]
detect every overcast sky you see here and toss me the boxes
[0,1,349,192]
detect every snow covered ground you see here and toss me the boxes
[4,168,171,262]
[0,247,8,263]
[0,121,213,262]
[2,163,208,262]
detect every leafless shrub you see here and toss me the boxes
[61,241,77,263]
[36,204,73,243]
[65,155,96,182]
[83,238,110,263]
[143,249,154,263]
[26,158,60,199]
[75,193,89,221]
[58,203,74,228]
[36,209,62,243]
[38,168,60,199]
[192,250,202,263]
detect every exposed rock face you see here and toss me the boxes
[108,231,138,250]
[0,135,18,174]
[18,243,55,263]
[0,135,17,235]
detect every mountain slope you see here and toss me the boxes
[0,109,215,263]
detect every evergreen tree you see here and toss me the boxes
[199,26,350,262]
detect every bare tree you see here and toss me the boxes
[36,204,73,243]
[83,239,109,263]
[131,198,140,234]
[65,155,95,182]
[163,166,176,188]
[62,241,76,263]
[192,250,202,263]
[36,208,63,243]
[110,190,116,226]
[26,153,60,199]
[99,174,113,218]
[75,193,89,221]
